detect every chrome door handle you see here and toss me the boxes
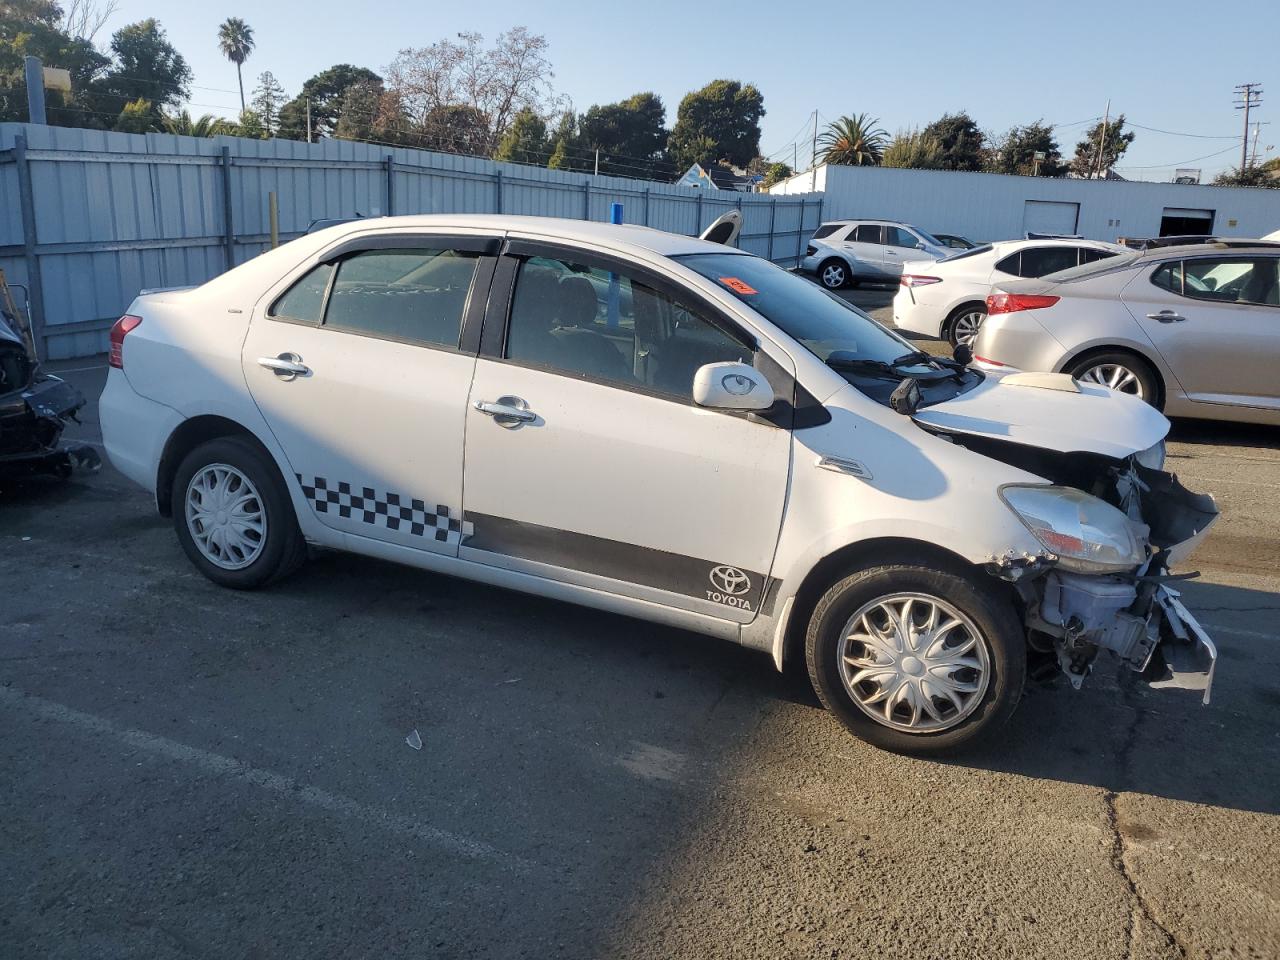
[474,395,536,427]
[1147,310,1185,323]
[258,352,311,380]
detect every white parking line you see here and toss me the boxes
[48,364,108,374]
[0,685,530,872]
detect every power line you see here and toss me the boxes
[1112,143,1238,170]
[1126,121,1237,140]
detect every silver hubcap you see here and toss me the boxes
[952,310,985,346]
[822,264,846,288]
[1079,363,1144,399]
[185,463,267,570]
[839,593,991,733]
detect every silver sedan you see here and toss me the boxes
[972,241,1280,425]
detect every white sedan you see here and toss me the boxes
[101,215,1218,754]
[894,238,1127,346]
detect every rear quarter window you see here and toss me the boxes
[811,224,843,240]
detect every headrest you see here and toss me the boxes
[557,275,600,328]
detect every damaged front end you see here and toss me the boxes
[964,434,1220,703]
[0,330,100,480]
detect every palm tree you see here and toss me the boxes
[163,111,235,138]
[819,114,889,166]
[217,17,255,113]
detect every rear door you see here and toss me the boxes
[458,241,793,622]
[1120,254,1279,410]
[242,232,498,555]
[841,224,888,277]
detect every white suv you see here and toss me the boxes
[101,215,1219,754]
[802,220,950,289]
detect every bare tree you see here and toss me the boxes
[60,0,120,42]
[385,28,562,155]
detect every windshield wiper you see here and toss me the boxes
[826,350,942,380]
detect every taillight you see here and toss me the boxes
[806,245,817,256]
[900,275,942,287]
[986,293,1060,315]
[108,315,142,368]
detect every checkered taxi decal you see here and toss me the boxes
[295,474,472,544]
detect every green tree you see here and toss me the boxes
[1070,115,1135,178]
[668,79,764,170]
[578,92,668,176]
[546,136,570,170]
[0,0,110,125]
[881,129,945,169]
[162,109,234,138]
[250,70,285,135]
[332,79,385,142]
[92,19,191,126]
[277,64,382,141]
[217,17,254,113]
[114,96,154,133]
[236,107,268,139]
[493,106,550,164]
[921,112,985,171]
[760,161,792,188]
[1212,165,1280,188]
[986,121,1063,176]
[819,114,888,166]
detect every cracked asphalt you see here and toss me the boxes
[2,308,1277,959]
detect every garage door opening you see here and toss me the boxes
[1160,207,1214,237]
[1022,200,1080,237]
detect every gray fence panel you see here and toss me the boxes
[0,122,821,360]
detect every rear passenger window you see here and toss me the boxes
[1018,246,1081,277]
[323,248,478,348]
[853,225,884,244]
[270,263,333,323]
[1078,248,1118,266]
[505,255,753,401]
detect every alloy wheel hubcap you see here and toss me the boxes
[953,311,984,345]
[1079,363,1144,398]
[839,593,991,733]
[185,463,267,570]
[823,265,845,287]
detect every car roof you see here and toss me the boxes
[820,218,912,227]
[989,237,1127,252]
[310,213,735,259]
[1127,239,1280,260]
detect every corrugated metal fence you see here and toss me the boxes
[0,123,823,360]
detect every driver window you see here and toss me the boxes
[504,255,753,400]
[886,227,919,248]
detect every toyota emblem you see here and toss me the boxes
[709,565,751,596]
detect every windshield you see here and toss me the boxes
[676,252,919,364]
[674,252,981,407]
[914,228,945,248]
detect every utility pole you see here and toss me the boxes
[810,109,819,191]
[305,97,312,143]
[1092,99,1111,179]
[1235,83,1263,170]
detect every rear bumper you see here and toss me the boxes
[99,368,182,497]
[892,287,945,339]
[972,309,1070,372]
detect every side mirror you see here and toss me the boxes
[952,343,974,365]
[916,242,927,250]
[692,361,775,412]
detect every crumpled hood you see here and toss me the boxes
[911,370,1169,458]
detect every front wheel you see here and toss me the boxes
[805,562,1025,755]
[171,436,307,589]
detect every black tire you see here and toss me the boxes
[945,303,987,348]
[171,435,307,589]
[818,258,848,290]
[804,561,1025,756]
[1066,350,1160,408]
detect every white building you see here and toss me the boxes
[770,164,1280,243]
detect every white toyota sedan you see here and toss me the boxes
[101,215,1219,754]
[894,238,1127,346]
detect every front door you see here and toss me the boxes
[883,225,925,276]
[1121,255,1279,410]
[459,245,793,622]
[243,234,497,555]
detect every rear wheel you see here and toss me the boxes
[171,436,306,589]
[1068,351,1159,406]
[819,258,848,290]
[946,304,987,347]
[805,562,1025,755]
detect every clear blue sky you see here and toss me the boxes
[113,0,1278,181]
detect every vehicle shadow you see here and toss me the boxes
[947,576,1280,816]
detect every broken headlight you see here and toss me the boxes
[1000,485,1147,574]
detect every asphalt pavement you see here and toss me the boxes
[2,301,1277,959]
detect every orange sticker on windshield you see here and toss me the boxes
[719,276,757,295]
